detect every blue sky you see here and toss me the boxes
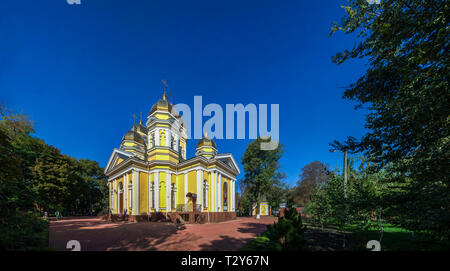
[0,0,368,187]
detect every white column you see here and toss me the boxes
[196,169,202,211]
[155,171,159,212]
[184,173,187,206]
[230,180,233,212]
[133,170,139,215]
[205,175,208,210]
[215,172,218,211]
[174,136,179,152]
[200,170,205,212]
[166,130,171,147]
[218,173,223,212]
[231,180,233,212]
[108,182,111,211]
[126,174,129,209]
[175,175,178,210]
[167,172,171,211]
[211,171,215,212]
[147,173,150,213]
[116,179,118,213]
[155,129,160,146]
[209,173,213,212]
[232,180,235,211]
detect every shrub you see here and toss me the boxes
[0,211,49,251]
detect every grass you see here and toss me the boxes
[241,221,450,251]
[344,223,449,251]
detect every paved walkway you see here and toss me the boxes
[49,216,277,251]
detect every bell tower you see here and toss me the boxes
[146,82,187,162]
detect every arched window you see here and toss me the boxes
[203,180,208,209]
[179,146,184,158]
[150,133,155,148]
[223,182,228,211]
[171,183,176,210]
[160,131,166,146]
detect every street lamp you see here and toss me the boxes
[330,149,348,198]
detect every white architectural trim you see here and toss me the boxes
[196,169,201,211]
[133,170,139,215]
[184,173,187,205]
[215,153,241,174]
[167,172,171,211]
[155,170,159,211]
[155,129,160,146]
[105,148,134,174]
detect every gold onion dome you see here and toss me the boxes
[149,91,173,115]
[122,129,145,145]
[196,133,217,149]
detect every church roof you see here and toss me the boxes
[122,130,145,145]
[196,135,217,149]
[149,91,173,115]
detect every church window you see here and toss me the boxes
[150,133,155,148]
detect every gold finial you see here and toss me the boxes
[132,113,138,126]
[139,112,143,125]
[161,80,168,100]
[204,131,208,138]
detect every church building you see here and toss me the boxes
[104,89,240,222]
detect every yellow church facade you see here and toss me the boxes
[104,90,240,222]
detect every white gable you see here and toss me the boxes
[104,148,134,175]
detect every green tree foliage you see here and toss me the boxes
[265,175,289,212]
[293,161,330,206]
[241,138,283,216]
[306,157,387,231]
[244,201,306,251]
[331,0,449,238]
[0,105,108,249]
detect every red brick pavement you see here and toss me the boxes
[49,216,277,251]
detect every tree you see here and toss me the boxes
[0,106,48,250]
[241,137,283,219]
[331,0,449,238]
[266,176,289,213]
[293,161,330,206]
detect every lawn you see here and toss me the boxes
[241,221,449,251]
[345,223,449,251]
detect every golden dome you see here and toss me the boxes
[149,97,173,115]
[122,130,145,145]
[196,133,217,149]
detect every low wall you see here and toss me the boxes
[101,212,236,224]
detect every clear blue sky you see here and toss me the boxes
[0,0,368,187]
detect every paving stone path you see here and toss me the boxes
[49,216,277,251]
